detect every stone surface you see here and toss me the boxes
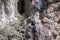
[0,0,60,40]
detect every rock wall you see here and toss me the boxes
[0,0,24,40]
[24,2,60,40]
[0,0,60,40]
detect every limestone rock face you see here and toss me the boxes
[0,0,24,40]
[0,0,60,40]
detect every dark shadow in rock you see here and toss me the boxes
[57,20,60,24]
[17,0,25,15]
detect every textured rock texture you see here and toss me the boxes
[0,0,60,40]
[0,0,24,40]
[24,2,60,40]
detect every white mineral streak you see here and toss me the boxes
[34,11,43,31]
[33,11,39,23]
[0,0,16,29]
[33,11,44,40]
[1,3,7,28]
[10,0,15,18]
[7,0,15,22]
